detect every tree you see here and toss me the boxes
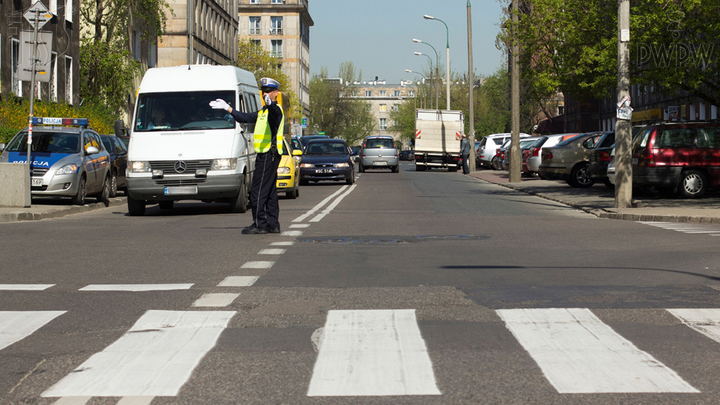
[78,0,171,113]
[237,38,301,123]
[309,62,375,145]
[498,0,720,108]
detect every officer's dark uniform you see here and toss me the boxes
[229,99,283,233]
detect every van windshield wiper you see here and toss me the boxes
[180,126,214,130]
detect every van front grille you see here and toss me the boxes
[149,160,212,174]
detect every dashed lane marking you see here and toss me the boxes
[271,241,295,246]
[192,293,240,307]
[241,261,275,269]
[281,230,303,236]
[217,276,259,287]
[0,311,66,351]
[258,249,286,255]
[0,284,55,291]
[78,284,194,292]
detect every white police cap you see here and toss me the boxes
[260,77,280,91]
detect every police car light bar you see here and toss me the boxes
[31,117,89,126]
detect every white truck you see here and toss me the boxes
[125,65,261,216]
[413,109,465,171]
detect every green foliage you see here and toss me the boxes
[498,0,720,106]
[237,38,302,123]
[0,97,118,143]
[80,40,140,114]
[388,100,416,146]
[308,63,375,145]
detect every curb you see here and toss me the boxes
[495,181,720,224]
[0,197,126,223]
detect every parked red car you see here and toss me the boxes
[632,122,720,198]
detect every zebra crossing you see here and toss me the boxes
[2,307,720,402]
[638,221,720,236]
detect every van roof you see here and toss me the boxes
[138,65,258,93]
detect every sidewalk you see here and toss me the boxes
[0,197,126,223]
[469,170,720,224]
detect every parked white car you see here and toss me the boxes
[526,133,578,175]
[475,133,530,169]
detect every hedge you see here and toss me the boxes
[0,96,119,144]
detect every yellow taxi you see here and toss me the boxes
[276,137,302,198]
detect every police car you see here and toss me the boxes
[0,117,111,205]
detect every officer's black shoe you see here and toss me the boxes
[268,226,281,234]
[241,225,267,235]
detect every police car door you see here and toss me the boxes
[81,131,100,190]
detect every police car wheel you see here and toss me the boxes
[71,175,87,205]
[109,171,118,198]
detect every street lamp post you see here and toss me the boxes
[413,39,440,111]
[414,52,434,109]
[405,69,427,109]
[424,15,450,111]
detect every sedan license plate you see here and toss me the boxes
[31,178,43,187]
[373,161,387,166]
[164,186,198,195]
[315,169,333,173]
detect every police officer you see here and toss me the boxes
[210,77,284,234]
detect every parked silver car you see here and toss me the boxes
[539,132,606,188]
[0,118,111,204]
[359,135,399,173]
[525,134,578,175]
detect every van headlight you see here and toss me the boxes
[211,158,237,171]
[55,164,78,175]
[130,161,151,173]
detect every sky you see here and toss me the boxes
[308,0,507,84]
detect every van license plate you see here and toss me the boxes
[315,169,333,173]
[373,161,387,166]
[164,186,198,195]
[31,178,43,187]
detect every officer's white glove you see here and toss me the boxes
[263,93,272,106]
[209,99,230,111]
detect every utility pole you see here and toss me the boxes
[467,0,475,172]
[509,0,521,183]
[615,0,632,208]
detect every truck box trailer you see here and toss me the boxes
[413,109,464,171]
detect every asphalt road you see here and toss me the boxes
[2,161,720,404]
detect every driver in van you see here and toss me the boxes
[210,77,284,235]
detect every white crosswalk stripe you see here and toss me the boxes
[638,221,720,236]
[14,306,720,400]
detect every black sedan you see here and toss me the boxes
[99,134,129,197]
[299,139,355,185]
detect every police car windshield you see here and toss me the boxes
[134,91,236,132]
[5,132,80,153]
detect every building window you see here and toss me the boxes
[65,56,73,104]
[249,16,261,35]
[379,118,387,130]
[271,40,282,58]
[65,0,72,22]
[252,39,261,48]
[250,0,260,4]
[392,104,399,112]
[379,90,386,97]
[50,53,58,102]
[11,38,22,96]
[365,90,371,97]
[271,0,282,3]
[271,16,282,35]
[379,104,387,112]
[394,90,400,97]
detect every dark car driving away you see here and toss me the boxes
[299,138,355,185]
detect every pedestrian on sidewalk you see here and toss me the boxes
[210,77,284,234]
[460,133,471,174]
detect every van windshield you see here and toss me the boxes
[134,91,236,132]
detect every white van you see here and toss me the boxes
[126,65,261,216]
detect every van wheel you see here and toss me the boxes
[71,175,87,205]
[567,163,595,188]
[127,195,146,216]
[230,174,249,212]
[678,170,707,198]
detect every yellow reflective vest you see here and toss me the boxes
[253,107,284,154]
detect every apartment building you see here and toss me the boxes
[159,0,238,67]
[353,80,416,146]
[237,0,313,119]
[1,0,79,105]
